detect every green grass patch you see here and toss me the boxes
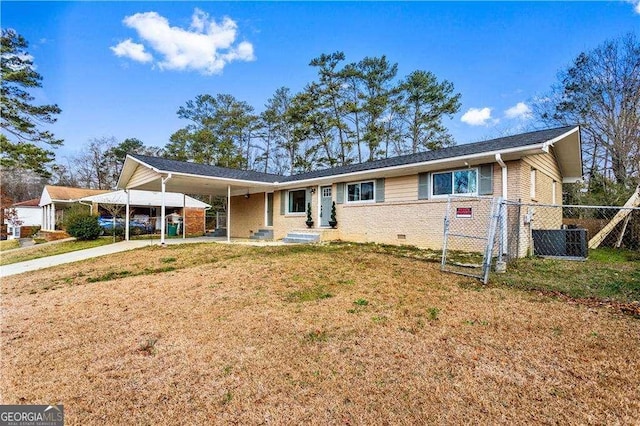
[0,238,114,266]
[304,329,328,343]
[86,266,176,283]
[427,307,440,321]
[286,285,333,302]
[496,248,640,303]
[87,270,133,282]
[0,239,20,251]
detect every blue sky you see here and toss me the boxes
[3,1,640,162]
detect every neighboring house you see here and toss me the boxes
[4,198,42,239]
[117,126,582,254]
[79,189,211,236]
[39,186,110,231]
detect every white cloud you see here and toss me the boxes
[110,39,153,63]
[630,1,640,14]
[461,107,496,126]
[504,102,532,120]
[111,9,255,75]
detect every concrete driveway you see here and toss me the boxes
[0,237,287,278]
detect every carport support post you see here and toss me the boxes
[227,185,231,243]
[160,174,172,245]
[125,189,130,241]
[182,193,186,239]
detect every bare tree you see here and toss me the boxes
[74,136,117,189]
[534,33,640,189]
[0,166,47,201]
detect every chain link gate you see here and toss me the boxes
[441,196,503,284]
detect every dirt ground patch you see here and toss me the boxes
[1,243,639,424]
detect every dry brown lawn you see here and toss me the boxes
[1,243,639,424]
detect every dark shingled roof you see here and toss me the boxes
[131,155,283,183]
[132,126,576,183]
[280,126,576,182]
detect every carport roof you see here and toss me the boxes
[128,155,282,183]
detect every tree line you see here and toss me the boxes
[1,28,639,205]
[164,52,462,175]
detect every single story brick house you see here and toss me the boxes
[117,126,582,252]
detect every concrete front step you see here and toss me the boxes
[250,229,274,240]
[282,232,321,244]
[206,228,227,237]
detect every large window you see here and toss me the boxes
[432,169,478,196]
[288,189,306,214]
[347,181,375,203]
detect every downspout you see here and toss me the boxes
[495,153,507,200]
[78,200,93,213]
[161,174,172,245]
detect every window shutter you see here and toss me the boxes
[375,178,385,203]
[336,183,345,204]
[418,173,430,200]
[479,164,493,195]
[280,190,286,215]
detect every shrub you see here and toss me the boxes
[62,204,91,231]
[67,215,102,240]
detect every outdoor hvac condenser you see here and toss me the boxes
[532,228,588,259]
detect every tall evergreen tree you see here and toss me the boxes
[1,29,62,177]
[166,94,256,169]
[309,51,353,165]
[397,70,461,153]
[357,56,398,161]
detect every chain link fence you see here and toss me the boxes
[501,201,640,261]
[442,196,639,283]
[441,196,501,283]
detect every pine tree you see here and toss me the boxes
[1,29,62,177]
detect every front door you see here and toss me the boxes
[266,193,274,227]
[320,186,332,227]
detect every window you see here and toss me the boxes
[288,189,306,214]
[432,169,478,196]
[347,181,375,203]
[530,169,537,199]
[322,187,332,197]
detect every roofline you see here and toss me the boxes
[116,155,162,189]
[119,126,581,190]
[542,126,579,150]
[119,155,278,189]
[279,141,551,187]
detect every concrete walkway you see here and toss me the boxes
[0,237,287,278]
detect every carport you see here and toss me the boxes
[117,154,279,244]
